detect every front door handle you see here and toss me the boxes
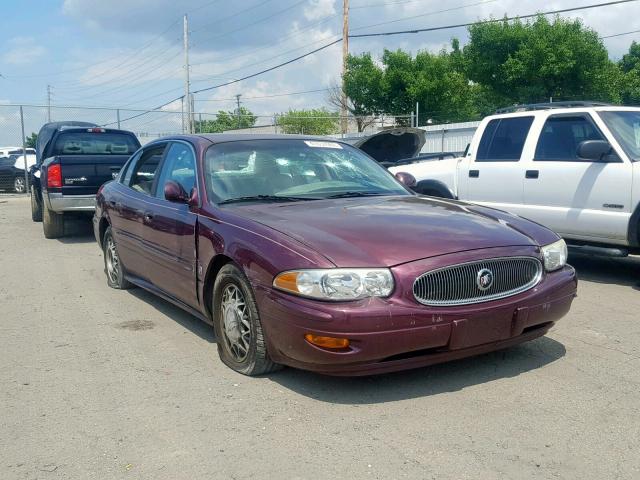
[525,170,539,179]
[469,170,479,178]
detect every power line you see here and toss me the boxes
[350,0,640,38]
[194,0,307,44]
[350,0,497,32]
[195,87,331,102]
[6,20,181,80]
[191,0,276,33]
[191,38,343,95]
[114,0,639,123]
[602,29,640,38]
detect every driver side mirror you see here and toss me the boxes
[164,180,188,203]
[577,140,617,162]
[394,171,417,188]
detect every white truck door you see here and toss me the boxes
[521,113,633,243]
[463,115,535,213]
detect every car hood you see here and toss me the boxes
[346,128,426,163]
[232,196,554,267]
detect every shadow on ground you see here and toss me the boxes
[55,216,95,244]
[569,253,640,290]
[268,336,566,404]
[127,287,216,343]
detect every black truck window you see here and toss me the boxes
[52,132,138,156]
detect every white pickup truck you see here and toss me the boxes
[389,102,640,256]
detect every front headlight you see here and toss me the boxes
[541,239,568,271]
[273,268,394,301]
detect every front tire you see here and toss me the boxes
[30,189,42,222]
[42,204,64,239]
[212,264,281,376]
[103,227,132,289]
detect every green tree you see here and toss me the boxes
[25,132,37,149]
[620,41,640,73]
[464,15,620,104]
[344,48,479,124]
[195,107,257,133]
[277,108,339,135]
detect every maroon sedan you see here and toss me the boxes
[94,134,576,376]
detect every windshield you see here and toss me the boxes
[204,139,409,204]
[52,132,139,156]
[598,111,640,161]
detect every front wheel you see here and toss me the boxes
[212,264,281,376]
[13,176,26,194]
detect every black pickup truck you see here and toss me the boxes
[30,121,140,238]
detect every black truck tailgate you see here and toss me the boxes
[58,155,130,196]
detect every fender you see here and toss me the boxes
[414,179,455,199]
[627,200,640,248]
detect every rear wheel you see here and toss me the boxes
[13,176,26,194]
[42,204,64,239]
[212,263,281,376]
[30,189,42,222]
[103,227,132,289]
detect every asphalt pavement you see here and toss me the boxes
[1,195,639,479]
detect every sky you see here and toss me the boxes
[0,0,639,132]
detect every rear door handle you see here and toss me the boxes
[525,170,539,179]
[469,170,479,178]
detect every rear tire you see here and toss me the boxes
[212,263,281,376]
[42,204,64,239]
[30,189,42,222]
[103,226,132,289]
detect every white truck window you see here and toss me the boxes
[476,117,534,162]
[534,116,605,161]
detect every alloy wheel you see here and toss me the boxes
[105,237,120,284]
[220,284,252,362]
[14,177,26,194]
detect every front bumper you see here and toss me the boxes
[45,192,96,213]
[257,263,577,376]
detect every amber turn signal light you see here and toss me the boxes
[304,334,350,349]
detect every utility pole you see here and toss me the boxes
[47,84,52,122]
[183,14,191,134]
[235,94,242,129]
[341,0,349,136]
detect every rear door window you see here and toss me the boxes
[53,132,139,156]
[126,145,166,196]
[535,115,606,161]
[476,117,534,162]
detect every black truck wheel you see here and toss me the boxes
[30,189,42,222]
[42,204,64,239]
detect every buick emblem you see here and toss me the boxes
[476,268,494,291]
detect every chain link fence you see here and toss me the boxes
[0,102,465,194]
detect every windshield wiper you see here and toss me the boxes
[325,191,388,199]
[218,195,319,205]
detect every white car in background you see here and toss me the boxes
[389,102,640,257]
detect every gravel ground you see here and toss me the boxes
[1,195,639,480]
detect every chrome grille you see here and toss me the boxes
[413,257,543,306]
